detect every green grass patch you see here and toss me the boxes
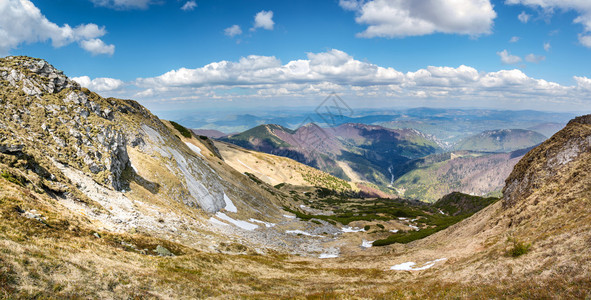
[169,121,192,138]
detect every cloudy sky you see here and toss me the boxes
[2,0,591,114]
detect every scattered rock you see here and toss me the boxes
[155,245,174,257]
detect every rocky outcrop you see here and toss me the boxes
[0,56,129,191]
[502,114,591,208]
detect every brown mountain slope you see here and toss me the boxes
[387,114,591,287]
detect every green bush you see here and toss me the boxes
[507,238,531,257]
[364,225,371,231]
[376,224,385,229]
[1,170,23,186]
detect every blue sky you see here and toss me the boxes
[2,0,591,114]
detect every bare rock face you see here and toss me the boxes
[0,56,130,191]
[502,114,591,208]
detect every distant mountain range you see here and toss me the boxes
[216,122,556,201]
[181,107,573,144]
[219,123,442,190]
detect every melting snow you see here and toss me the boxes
[390,258,447,271]
[184,142,203,156]
[361,240,374,248]
[398,217,407,220]
[341,226,365,233]
[223,193,237,213]
[286,230,322,237]
[283,214,296,219]
[209,217,229,226]
[215,212,258,231]
[249,218,276,228]
[408,224,420,231]
[389,229,399,233]
[319,253,339,259]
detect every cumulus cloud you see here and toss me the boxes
[80,49,589,111]
[80,38,115,56]
[252,10,274,31]
[525,53,546,63]
[510,36,520,43]
[544,42,551,51]
[89,0,152,10]
[181,1,197,11]
[339,0,496,38]
[518,11,531,23]
[72,76,125,92]
[507,0,591,47]
[136,49,405,88]
[125,49,591,105]
[0,0,114,56]
[497,50,522,64]
[224,25,242,37]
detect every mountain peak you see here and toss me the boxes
[0,56,77,96]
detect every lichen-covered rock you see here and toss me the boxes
[0,56,130,191]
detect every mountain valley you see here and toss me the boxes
[0,57,589,298]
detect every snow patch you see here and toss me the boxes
[319,253,339,259]
[286,230,321,237]
[361,240,374,248]
[341,226,365,233]
[215,212,258,231]
[184,142,203,156]
[249,218,276,228]
[389,229,399,233]
[209,217,229,226]
[408,224,420,231]
[223,193,237,213]
[390,258,447,271]
[283,214,296,219]
[398,217,407,220]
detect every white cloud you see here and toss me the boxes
[518,11,531,23]
[0,0,114,56]
[181,1,197,11]
[510,36,520,42]
[72,76,125,92]
[340,0,496,38]
[125,49,590,107]
[579,34,591,48]
[497,50,522,64]
[252,10,274,31]
[507,0,591,47]
[525,53,546,63]
[544,42,551,51]
[80,38,115,56]
[575,76,591,90]
[339,0,363,11]
[224,25,242,37]
[136,49,405,88]
[89,0,152,10]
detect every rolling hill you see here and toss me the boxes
[391,148,532,202]
[453,129,547,152]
